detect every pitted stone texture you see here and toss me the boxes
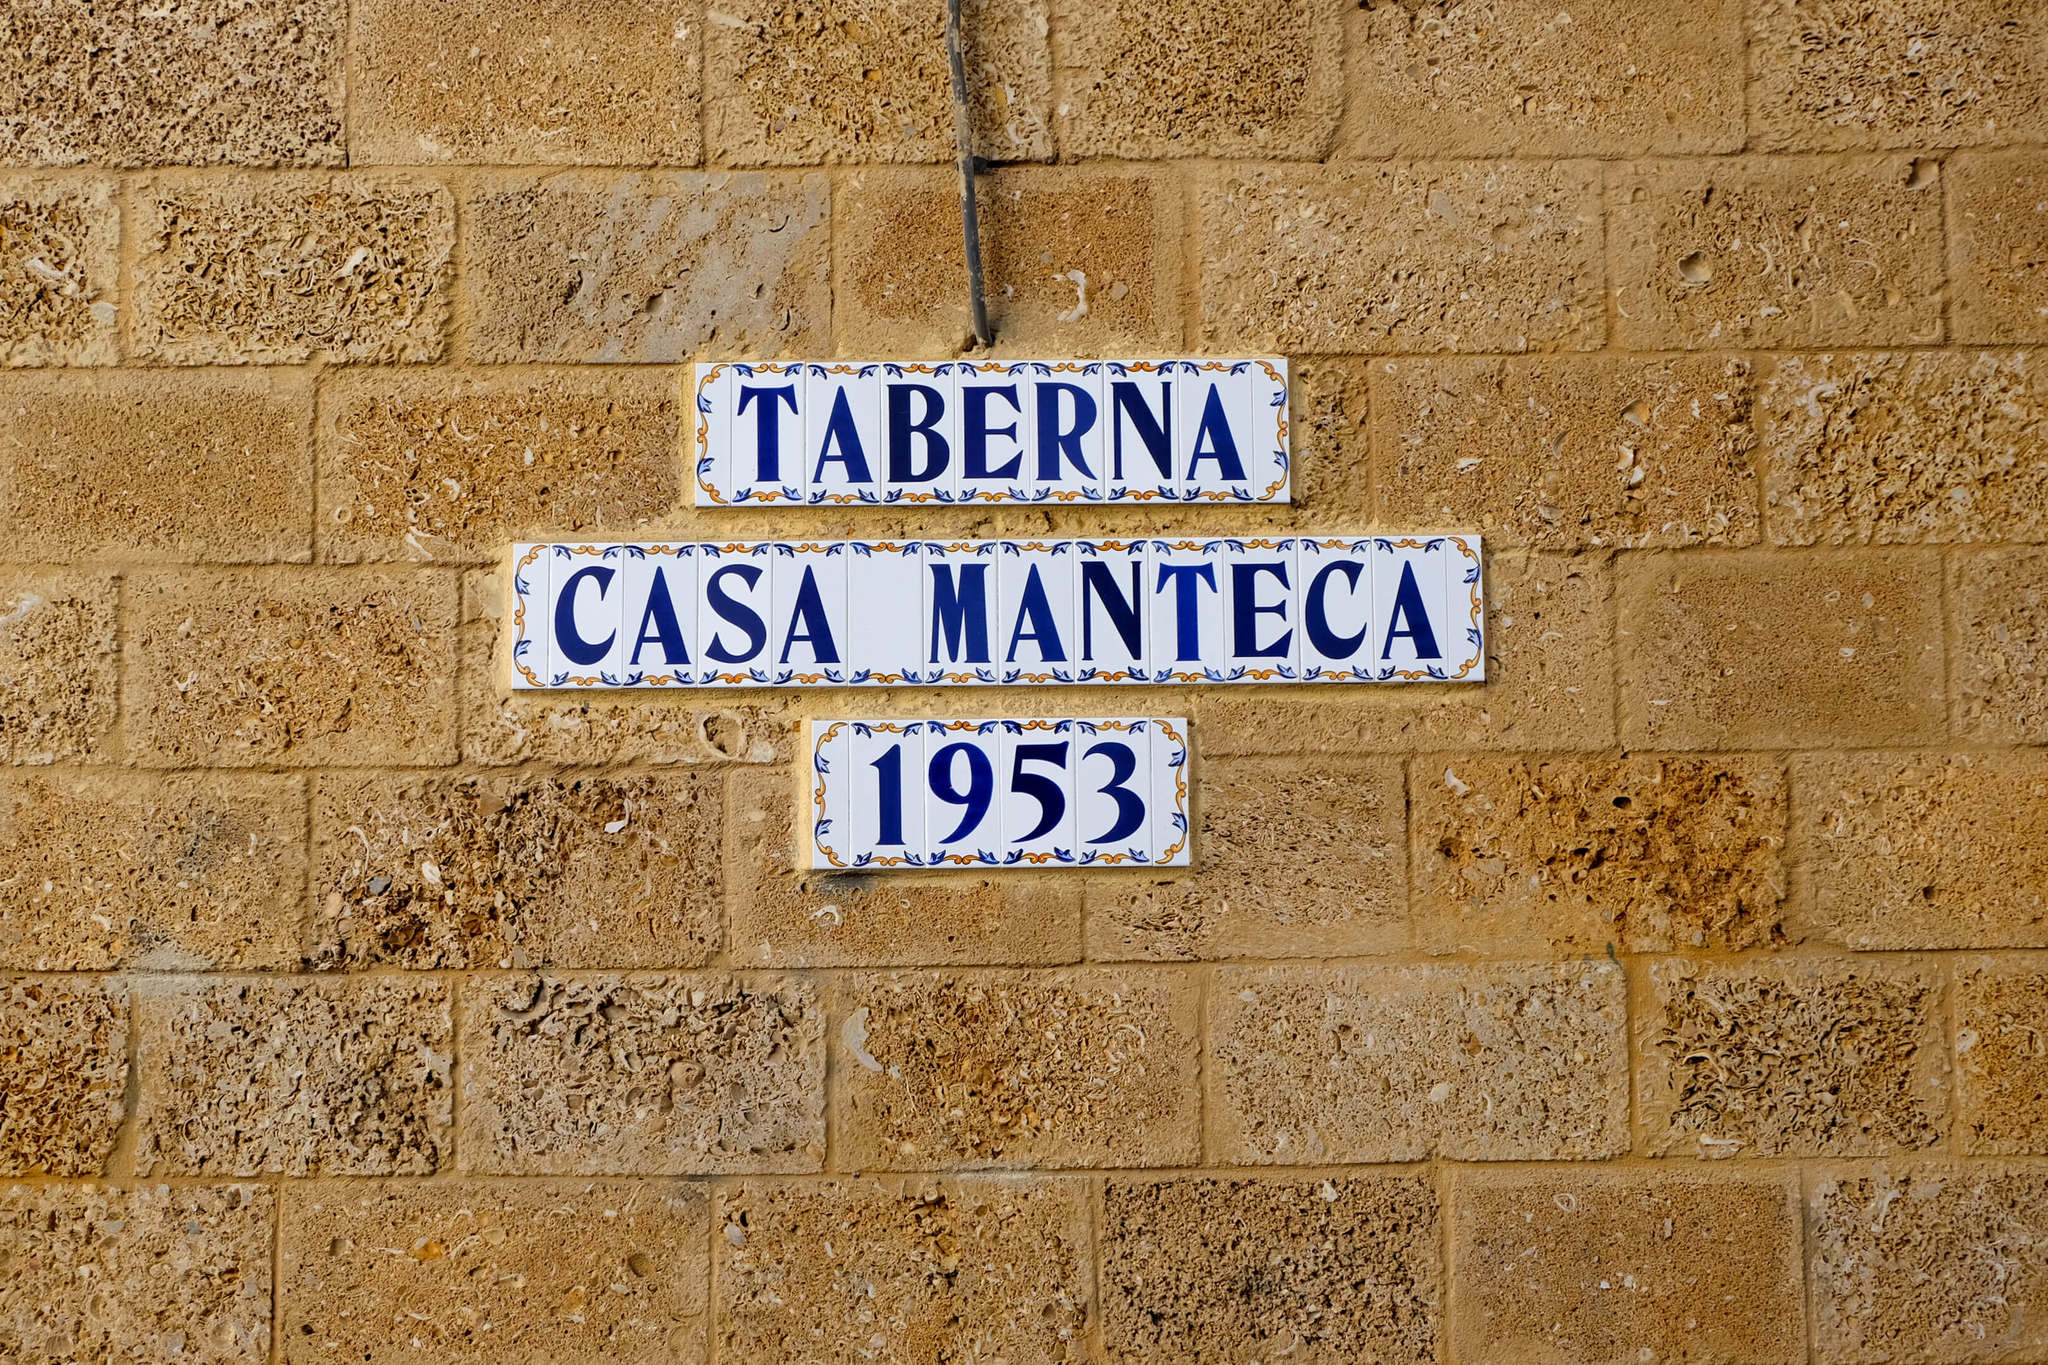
[1618,552,1945,748]
[351,0,701,166]
[1087,757,1405,961]
[132,176,453,364]
[0,977,126,1175]
[1811,1166,2048,1363]
[461,972,825,1175]
[0,1183,273,1364]
[464,172,829,363]
[1955,549,2048,743]
[1053,0,1341,159]
[0,571,115,763]
[1289,358,1372,518]
[1376,355,1759,549]
[1951,151,2048,342]
[1452,1170,1804,1365]
[1345,0,1744,156]
[313,771,720,970]
[1200,163,1604,353]
[717,1177,1088,1363]
[0,0,343,166]
[837,167,1180,353]
[1414,755,1787,955]
[1795,753,2048,950]
[1957,960,2048,1154]
[281,1180,709,1364]
[0,773,303,971]
[1611,157,1945,349]
[126,570,457,768]
[839,969,1200,1169]
[136,977,452,1176]
[1102,1175,1441,1364]
[1210,962,1628,1163]
[707,0,1050,164]
[0,178,117,365]
[1640,958,1947,1158]
[0,370,311,562]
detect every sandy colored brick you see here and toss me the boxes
[1452,1169,1804,1365]
[1951,150,2048,342]
[1811,1165,2048,1363]
[0,0,343,166]
[0,571,115,763]
[839,969,1199,1169]
[132,175,452,364]
[1955,549,2048,743]
[0,977,125,1175]
[0,1183,272,1364]
[0,773,303,971]
[1957,959,2048,1155]
[1053,0,1342,159]
[1414,755,1787,955]
[0,177,117,365]
[312,770,720,970]
[1288,357,1372,518]
[1200,163,1604,353]
[1611,157,1945,349]
[125,570,457,768]
[460,972,824,1175]
[464,172,829,363]
[0,370,311,562]
[836,167,1181,353]
[1618,551,1945,748]
[1210,962,1627,1164]
[351,0,701,166]
[1345,0,1744,156]
[1795,753,2048,950]
[1087,757,1405,961]
[1102,1174,1440,1364]
[136,977,452,1177]
[706,0,1050,164]
[282,1180,709,1364]
[1375,355,1758,549]
[717,1177,1087,1362]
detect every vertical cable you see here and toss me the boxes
[945,0,993,348]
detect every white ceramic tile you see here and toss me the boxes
[1297,537,1377,683]
[924,719,1005,865]
[508,543,550,689]
[1073,718,1152,866]
[999,539,1078,683]
[924,540,1000,684]
[617,542,698,686]
[1371,537,1457,681]
[1000,718,1079,866]
[1440,534,1487,682]
[1148,537,1228,683]
[843,540,927,685]
[1219,537,1299,682]
[1103,361,1177,502]
[1149,716,1192,866]
[723,362,806,504]
[1030,361,1105,503]
[808,718,853,869]
[882,362,958,504]
[770,541,850,684]
[802,362,886,505]
[545,542,629,686]
[1174,359,1254,502]
[1073,538,1149,683]
[1246,357,1291,503]
[847,719,928,866]
[956,360,1034,504]
[690,363,731,507]
[698,541,779,685]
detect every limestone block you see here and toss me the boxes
[1954,549,2048,743]
[1951,150,2048,343]
[0,976,126,1175]
[0,571,116,763]
[0,177,118,365]
[1288,357,1372,518]
[1957,959,2048,1155]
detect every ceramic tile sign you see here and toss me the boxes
[809,717,1191,869]
[692,359,1289,505]
[508,537,1484,689]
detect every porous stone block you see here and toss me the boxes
[1639,958,1947,1157]
[350,0,701,165]
[838,969,1200,1169]
[717,1177,1087,1362]
[1452,1169,1804,1365]
[1957,960,2048,1155]
[1954,548,2048,743]
[1101,1174,1441,1364]
[281,1180,709,1364]
[0,177,117,365]
[460,972,825,1175]
[0,976,126,1175]
[131,176,453,364]
[1199,163,1604,353]
[1413,755,1787,955]
[1951,150,2048,342]
[1610,157,1944,349]
[0,571,115,762]
[1288,357,1372,517]
[136,977,453,1177]
[1617,551,1945,748]
[1375,355,1759,549]
[125,570,457,767]
[463,172,829,362]
[1210,962,1628,1163]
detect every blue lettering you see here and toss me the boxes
[929,562,992,663]
[554,566,615,666]
[962,383,1024,481]
[704,564,767,664]
[737,384,797,482]
[628,566,689,667]
[1383,560,1442,659]
[887,382,949,484]
[1230,559,1291,658]
[1005,565,1068,663]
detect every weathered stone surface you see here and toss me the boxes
[1951,150,2048,343]
[281,1180,709,1364]
[717,1177,1087,1362]
[464,172,829,363]
[125,570,457,767]
[1954,549,2048,743]
[1289,357,1372,517]
[1610,157,1944,349]
[1210,962,1628,1163]
[0,571,115,763]
[460,972,825,1175]
[1102,1175,1440,1364]
[136,977,452,1176]
[0,178,117,365]
[0,1183,273,1364]
[1453,1169,1804,1365]
[1414,755,1787,955]
[839,969,1200,1169]
[1957,960,2048,1155]
[0,976,125,1175]
[1200,163,1604,353]
[1618,551,1945,748]
[351,0,701,165]
[132,176,453,364]
[1376,355,1759,549]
